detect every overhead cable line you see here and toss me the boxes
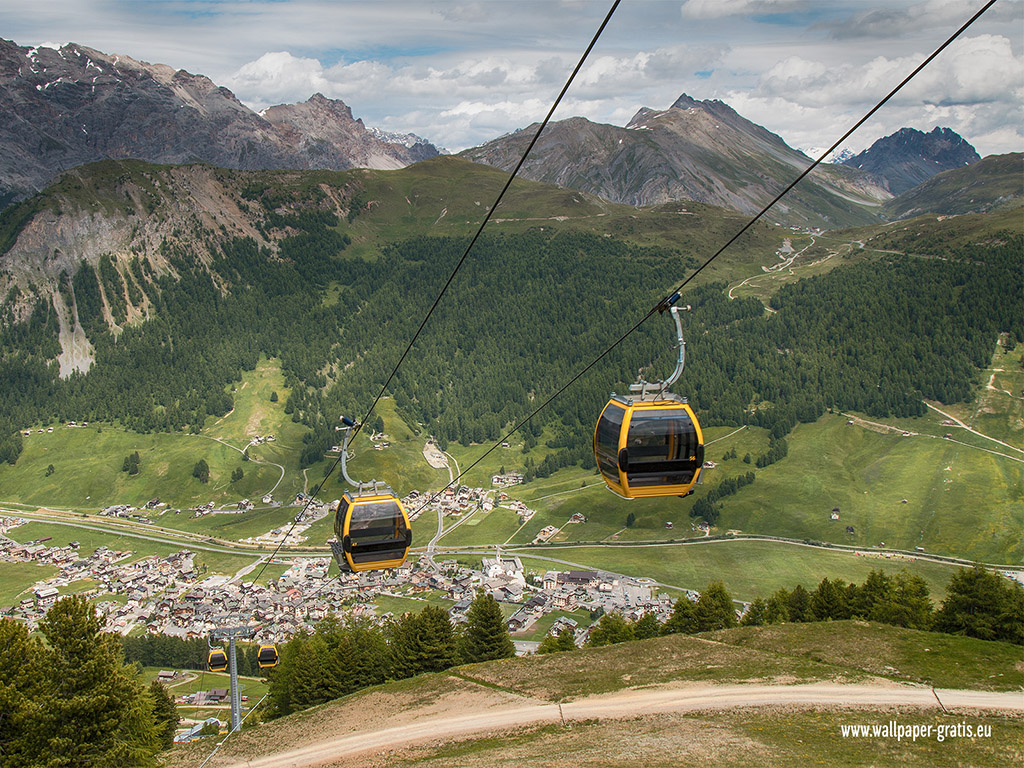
[350,0,623,443]
[406,0,998,529]
[653,0,999,312]
[195,6,993,763]
[245,0,621,589]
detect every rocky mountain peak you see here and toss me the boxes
[0,38,440,206]
[841,126,980,194]
[463,94,892,229]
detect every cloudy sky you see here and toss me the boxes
[4,0,1021,155]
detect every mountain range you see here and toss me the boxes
[0,38,1001,229]
[0,39,440,207]
[462,94,895,229]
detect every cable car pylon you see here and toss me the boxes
[208,621,258,733]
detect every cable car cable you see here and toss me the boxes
[349,0,623,449]
[245,0,621,587]
[192,9,622,765]
[407,0,997,524]
[652,0,998,314]
[193,4,991,765]
[194,7,624,765]
[196,692,270,768]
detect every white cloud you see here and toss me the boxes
[755,35,1022,110]
[226,52,331,108]
[2,1,1019,155]
[680,0,808,20]
[823,0,1023,39]
[725,34,1024,156]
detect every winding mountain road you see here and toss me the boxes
[215,682,1024,768]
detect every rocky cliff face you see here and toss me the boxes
[841,127,980,195]
[461,94,892,229]
[262,94,440,171]
[0,39,440,206]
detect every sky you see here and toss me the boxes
[3,0,1021,156]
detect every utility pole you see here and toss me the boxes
[209,622,256,732]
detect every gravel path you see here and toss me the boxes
[216,682,1024,768]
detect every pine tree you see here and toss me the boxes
[148,680,179,749]
[764,590,790,624]
[741,597,768,626]
[885,571,933,629]
[586,612,635,647]
[852,570,895,622]
[786,584,814,622]
[0,619,42,766]
[290,635,333,708]
[266,632,305,718]
[694,581,738,632]
[28,596,162,767]
[537,627,577,654]
[811,577,850,621]
[662,596,698,635]
[391,606,460,677]
[460,590,515,664]
[192,459,210,483]
[632,612,662,639]
[934,566,1024,644]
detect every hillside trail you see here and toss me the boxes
[924,402,1022,455]
[212,681,1024,768]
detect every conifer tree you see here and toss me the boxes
[537,627,577,654]
[885,571,933,630]
[0,619,42,766]
[811,577,850,621]
[28,596,161,767]
[290,635,334,708]
[662,596,698,635]
[764,590,790,624]
[741,597,768,626]
[586,612,635,647]
[694,581,738,632]
[148,680,179,749]
[391,606,460,677]
[632,611,662,639]
[786,584,814,622]
[934,566,1024,644]
[266,632,305,718]
[460,590,515,663]
[340,622,391,693]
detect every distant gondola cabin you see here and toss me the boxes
[257,644,279,669]
[594,394,704,499]
[207,648,228,673]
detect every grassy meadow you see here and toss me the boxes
[507,540,962,603]
[0,358,303,511]
[435,404,1021,565]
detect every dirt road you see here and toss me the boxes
[218,682,1024,768]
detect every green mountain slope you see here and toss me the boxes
[883,153,1023,220]
[0,157,1020,564]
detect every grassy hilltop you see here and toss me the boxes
[162,621,1024,768]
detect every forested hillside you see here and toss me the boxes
[0,160,1020,500]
